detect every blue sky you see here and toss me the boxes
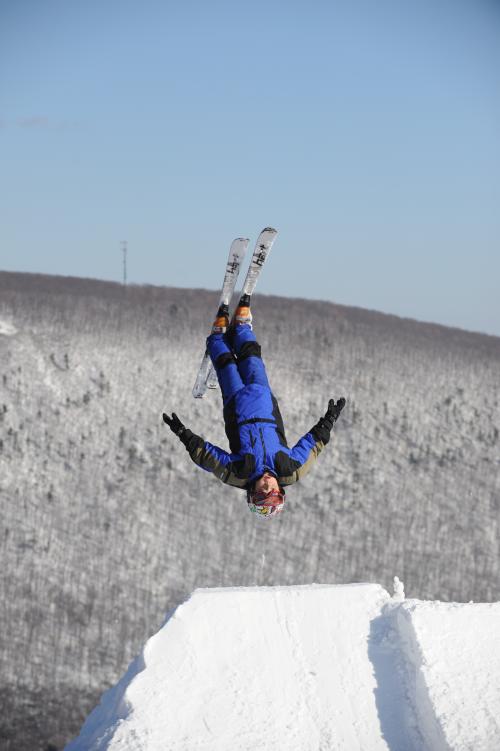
[1,0,499,336]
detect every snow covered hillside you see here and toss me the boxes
[1,271,500,750]
[67,583,500,751]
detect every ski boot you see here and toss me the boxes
[234,294,252,327]
[211,303,230,334]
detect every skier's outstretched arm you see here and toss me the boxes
[281,398,346,484]
[162,412,247,488]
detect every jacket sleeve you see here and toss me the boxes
[179,429,248,488]
[278,412,335,486]
[277,431,325,486]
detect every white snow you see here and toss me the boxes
[0,318,17,336]
[66,583,500,751]
[394,599,500,750]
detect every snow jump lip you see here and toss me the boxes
[67,583,500,751]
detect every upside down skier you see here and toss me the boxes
[163,294,345,517]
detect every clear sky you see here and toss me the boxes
[1,0,499,336]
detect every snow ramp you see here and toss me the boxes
[66,584,500,751]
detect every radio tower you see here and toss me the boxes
[121,241,127,285]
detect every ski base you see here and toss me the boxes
[192,238,249,398]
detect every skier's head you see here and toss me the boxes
[247,475,285,517]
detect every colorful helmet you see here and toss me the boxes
[247,488,285,517]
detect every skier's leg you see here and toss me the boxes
[231,324,270,388]
[206,332,243,405]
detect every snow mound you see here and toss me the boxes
[66,584,500,751]
[394,599,500,750]
[0,318,17,336]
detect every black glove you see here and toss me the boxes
[162,412,186,438]
[325,397,346,426]
[311,397,345,444]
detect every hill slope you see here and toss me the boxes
[1,270,499,749]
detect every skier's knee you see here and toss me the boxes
[216,352,237,370]
[238,341,261,362]
[206,332,223,348]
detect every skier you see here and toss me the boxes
[163,297,345,517]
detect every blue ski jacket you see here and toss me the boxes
[178,326,334,490]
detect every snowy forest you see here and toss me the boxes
[1,270,500,750]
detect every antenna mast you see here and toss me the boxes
[121,241,127,285]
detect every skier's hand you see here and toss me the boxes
[311,397,345,445]
[162,412,186,438]
[325,397,346,426]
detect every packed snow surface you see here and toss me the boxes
[67,583,500,751]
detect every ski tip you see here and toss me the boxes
[231,237,250,250]
[261,227,277,234]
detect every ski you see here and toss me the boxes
[192,237,249,398]
[205,227,278,391]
